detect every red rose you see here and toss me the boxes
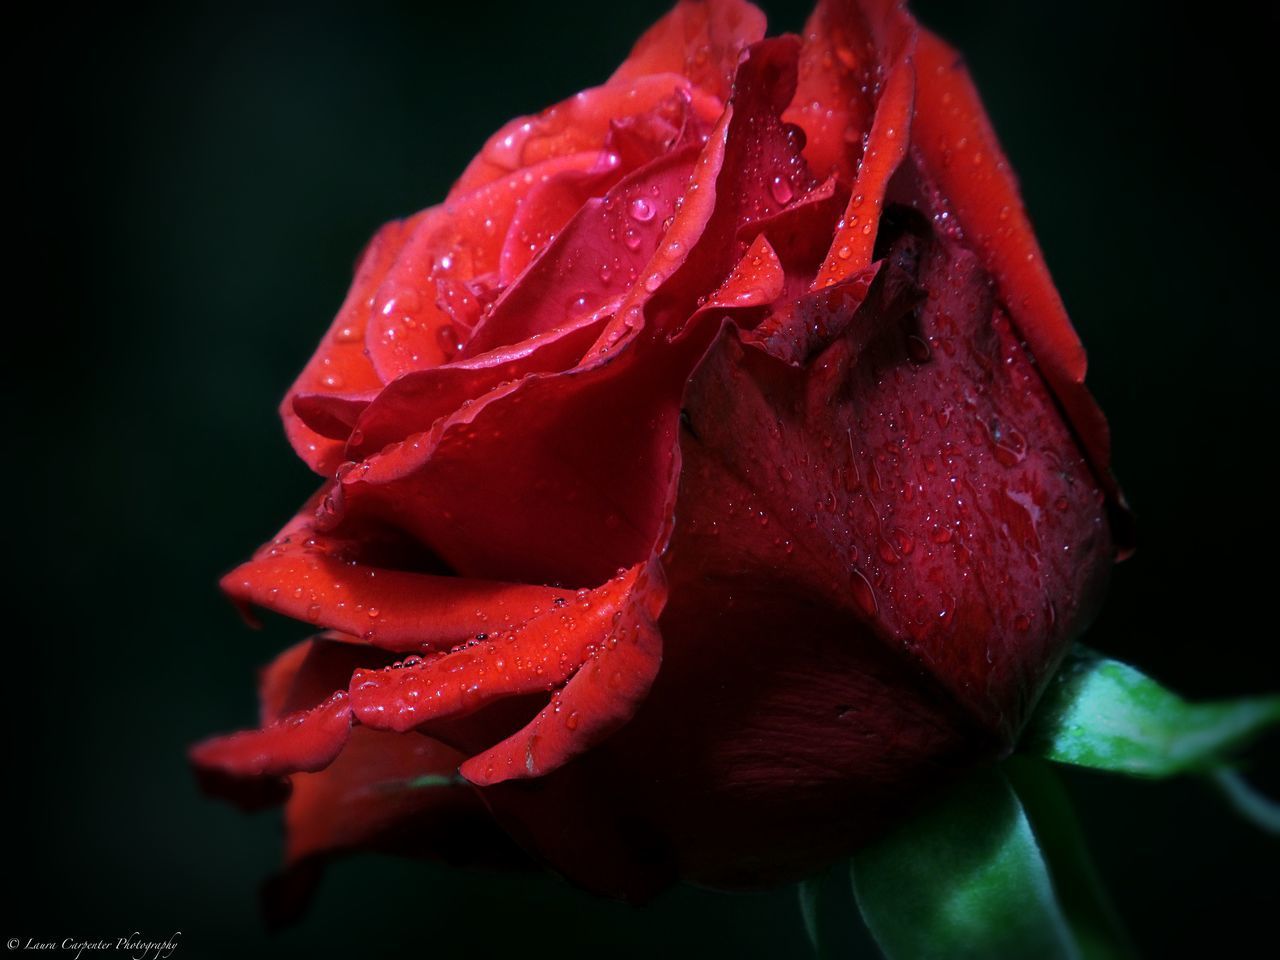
[193,0,1125,902]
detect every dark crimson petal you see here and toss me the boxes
[190,690,353,780]
[348,564,656,741]
[460,559,666,785]
[609,0,767,105]
[785,0,911,181]
[223,519,570,654]
[364,152,599,383]
[282,219,420,475]
[450,74,721,199]
[676,223,1112,739]
[464,145,701,358]
[747,260,902,366]
[911,28,1115,483]
[348,314,607,457]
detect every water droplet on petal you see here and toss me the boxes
[769,175,794,205]
[628,197,656,222]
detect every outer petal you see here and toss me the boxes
[679,217,1112,739]
[223,496,571,653]
[190,692,353,790]
[460,558,666,785]
[282,219,421,475]
[910,27,1114,483]
[281,727,519,872]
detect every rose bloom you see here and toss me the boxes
[193,0,1126,903]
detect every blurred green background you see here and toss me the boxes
[10,0,1277,956]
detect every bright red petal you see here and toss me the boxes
[785,0,910,182]
[461,560,666,785]
[223,505,571,654]
[363,152,599,382]
[464,145,701,357]
[282,219,420,475]
[348,565,657,741]
[450,74,721,199]
[190,690,353,781]
[610,0,767,104]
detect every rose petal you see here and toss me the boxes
[328,314,718,588]
[609,0,767,104]
[747,260,904,366]
[283,727,477,864]
[737,174,849,303]
[348,314,608,457]
[450,74,721,198]
[223,513,571,654]
[911,28,1115,482]
[472,556,994,897]
[349,564,652,735]
[497,89,704,285]
[461,560,666,785]
[265,725,521,927]
[364,152,600,382]
[258,636,394,725]
[704,232,785,309]
[291,390,380,443]
[190,690,353,783]
[812,36,915,287]
[679,218,1113,737]
[464,144,702,357]
[785,0,910,181]
[282,219,420,475]
[645,37,817,335]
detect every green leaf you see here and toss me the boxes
[1003,757,1135,960]
[1021,648,1280,777]
[851,769,1077,960]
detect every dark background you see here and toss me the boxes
[10,0,1278,956]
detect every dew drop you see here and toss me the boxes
[628,197,656,222]
[436,324,461,355]
[849,569,878,616]
[769,175,794,205]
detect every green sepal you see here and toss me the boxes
[1021,648,1280,777]
[1003,757,1135,960]
[851,768,1077,960]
